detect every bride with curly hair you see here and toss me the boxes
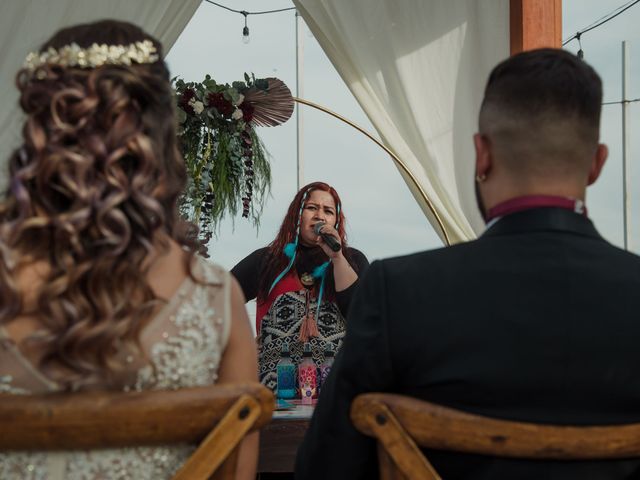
[0,19,258,480]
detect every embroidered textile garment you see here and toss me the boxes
[0,257,231,480]
[259,289,345,392]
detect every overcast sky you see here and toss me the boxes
[166,0,640,276]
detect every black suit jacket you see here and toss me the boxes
[295,208,640,480]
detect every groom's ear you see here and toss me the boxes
[474,133,493,178]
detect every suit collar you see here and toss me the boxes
[481,207,602,239]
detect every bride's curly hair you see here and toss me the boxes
[0,20,200,390]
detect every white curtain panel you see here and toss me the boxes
[294,0,510,243]
[0,0,201,186]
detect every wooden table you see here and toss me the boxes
[258,402,314,473]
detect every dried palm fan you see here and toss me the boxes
[243,78,294,127]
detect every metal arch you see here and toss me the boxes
[293,96,451,246]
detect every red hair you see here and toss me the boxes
[258,182,348,299]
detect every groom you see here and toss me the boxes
[295,48,640,479]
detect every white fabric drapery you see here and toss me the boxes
[0,0,201,183]
[294,0,511,243]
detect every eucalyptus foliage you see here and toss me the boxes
[173,74,272,244]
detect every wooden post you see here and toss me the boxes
[510,0,562,54]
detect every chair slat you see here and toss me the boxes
[173,394,261,480]
[352,393,640,461]
[359,401,440,480]
[0,383,273,451]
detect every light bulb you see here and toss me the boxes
[242,26,250,44]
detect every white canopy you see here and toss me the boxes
[1,1,516,244]
[0,0,200,182]
[294,0,511,242]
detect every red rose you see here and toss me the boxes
[240,102,255,123]
[207,92,234,117]
[179,88,196,115]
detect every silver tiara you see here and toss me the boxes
[23,39,159,72]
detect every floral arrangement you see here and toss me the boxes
[173,74,293,244]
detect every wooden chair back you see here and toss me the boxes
[351,393,640,480]
[0,382,274,480]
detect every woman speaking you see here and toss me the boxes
[232,182,368,391]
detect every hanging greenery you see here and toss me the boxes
[173,74,293,244]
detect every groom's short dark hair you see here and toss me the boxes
[479,48,603,172]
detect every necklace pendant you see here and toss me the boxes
[300,272,315,287]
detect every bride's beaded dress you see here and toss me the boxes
[0,258,231,480]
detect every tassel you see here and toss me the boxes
[283,242,297,258]
[311,261,330,279]
[312,261,330,325]
[269,242,298,294]
[299,311,320,342]
[299,290,319,342]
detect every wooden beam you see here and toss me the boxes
[510,0,562,54]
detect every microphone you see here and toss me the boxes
[313,222,341,252]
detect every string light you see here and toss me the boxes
[563,0,640,54]
[242,11,250,44]
[602,97,640,106]
[203,1,297,44]
[576,32,583,59]
[203,0,640,50]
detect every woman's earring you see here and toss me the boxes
[475,173,487,183]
